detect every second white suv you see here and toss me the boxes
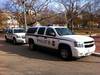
[5,28,26,44]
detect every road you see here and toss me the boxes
[0,35,100,75]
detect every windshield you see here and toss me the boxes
[55,28,74,36]
[14,29,25,33]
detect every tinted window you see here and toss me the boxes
[4,29,9,33]
[27,28,37,34]
[46,28,55,36]
[37,27,45,35]
[8,29,13,34]
[55,28,74,36]
[14,29,25,33]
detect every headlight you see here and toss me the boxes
[74,42,84,48]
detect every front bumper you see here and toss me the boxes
[16,38,26,43]
[71,45,96,58]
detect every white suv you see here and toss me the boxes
[25,26,95,59]
[5,28,26,44]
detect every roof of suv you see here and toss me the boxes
[12,28,24,29]
[31,25,67,29]
[5,28,24,31]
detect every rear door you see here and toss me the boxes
[7,29,13,40]
[36,27,47,46]
[26,27,38,43]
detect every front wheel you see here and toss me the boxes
[29,42,36,51]
[60,47,72,60]
[13,38,17,45]
[5,36,8,42]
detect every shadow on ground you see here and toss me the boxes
[0,36,100,63]
[0,38,77,61]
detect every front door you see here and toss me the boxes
[7,29,13,40]
[45,28,59,49]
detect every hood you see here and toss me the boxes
[14,33,25,37]
[60,35,94,43]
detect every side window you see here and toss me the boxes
[27,28,37,34]
[37,27,45,35]
[46,28,56,36]
[8,29,13,34]
[5,29,9,33]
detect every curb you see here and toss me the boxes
[92,52,100,57]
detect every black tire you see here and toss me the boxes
[13,38,17,45]
[60,46,72,60]
[5,36,9,42]
[29,41,36,51]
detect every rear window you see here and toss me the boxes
[37,27,45,35]
[27,28,37,34]
[14,29,25,33]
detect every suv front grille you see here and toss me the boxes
[84,41,94,43]
[85,44,94,48]
[84,41,94,48]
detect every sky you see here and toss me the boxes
[0,0,66,13]
[0,0,88,9]
[0,0,8,8]
[47,2,65,13]
[0,0,88,13]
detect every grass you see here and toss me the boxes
[74,28,100,35]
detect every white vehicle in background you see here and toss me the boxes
[5,28,26,44]
[25,25,96,59]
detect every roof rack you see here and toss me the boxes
[47,24,53,26]
[47,24,61,26]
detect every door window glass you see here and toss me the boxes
[37,27,45,35]
[46,28,56,36]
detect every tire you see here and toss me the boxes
[13,38,17,45]
[5,36,8,42]
[29,41,36,51]
[60,46,72,60]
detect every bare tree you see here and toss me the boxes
[4,0,100,27]
[56,0,100,30]
[4,0,52,25]
[80,0,100,35]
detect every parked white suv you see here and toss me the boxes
[5,28,26,44]
[25,25,95,59]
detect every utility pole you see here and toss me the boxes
[89,1,92,36]
[23,0,27,31]
[64,9,67,26]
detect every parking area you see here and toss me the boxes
[0,34,100,75]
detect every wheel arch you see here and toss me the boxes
[13,37,16,39]
[58,43,71,50]
[28,38,34,43]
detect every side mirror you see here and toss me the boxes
[49,32,56,37]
